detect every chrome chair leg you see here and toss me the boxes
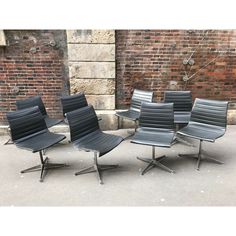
[137,146,175,175]
[178,140,224,170]
[74,152,119,184]
[21,150,68,182]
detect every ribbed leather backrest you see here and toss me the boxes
[16,96,47,116]
[61,93,88,117]
[190,98,228,128]
[130,89,154,111]
[164,91,192,111]
[66,105,99,142]
[139,102,174,130]
[6,106,47,142]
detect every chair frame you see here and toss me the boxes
[75,152,118,184]
[178,139,224,171]
[116,89,154,137]
[67,105,122,184]
[137,146,174,175]
[7,106,67,182]
[177,98,228,170]
[132,102,176,175]
[21,150,67,182]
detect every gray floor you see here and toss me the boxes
[0,126,236,206]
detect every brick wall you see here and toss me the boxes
[116,30,236,109]
[0,30,69,123]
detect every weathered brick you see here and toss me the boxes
[0,30,69,122]
[116,30,236,109]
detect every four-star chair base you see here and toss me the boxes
[21,150,68,182]
[137,146,175,175]
[75,152,119,185]
[178,140,224,170]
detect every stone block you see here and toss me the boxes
[86,95,115,109]
[67,30,115,44]
[70,78,115,95]
[227,110,236,125]
[0,30,6,46]
[69,62,115,79]
[68,44,115,61]
[96,110,118,130]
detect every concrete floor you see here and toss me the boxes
[0,126,236,206]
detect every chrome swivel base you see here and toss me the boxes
[75,152,119,184]
[21,150,68,182]
[137,146,175,175]
[178,140,224,170]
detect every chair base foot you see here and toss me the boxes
[75,164,119,184]
[21,157,68,182]
[4,138,14,145]
[178,153,224,170]
[137,156,175,175]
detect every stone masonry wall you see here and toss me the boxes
[0,30,69,123]
[67,30,115,110]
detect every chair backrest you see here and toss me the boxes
[66,105,99,142]
[60,93,88,117]
[16,96,47,116]
[6,106,47,142]
[190,98,228,128]
[139,102,174,130]
[164,91,192,112]
[130,89,154,111]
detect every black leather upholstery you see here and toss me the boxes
[177,98,228,142]
[61,92,88,117]
[132,128,174,148]
[132,102,175,147]
[130,89,154,111]
[7,106,66,152]
[67,105,99,142]
[16,132,66,153]
[16,96,47,116]
[116,89,154,121]
[16,96,62,128]
[67,105,123,157]
[116,109,140,121]
[131,102,175,174]
[164,91,192,123]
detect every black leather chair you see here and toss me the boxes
[131,102,175,175]
[61,92,88,118]
[66,105,123,184]
[16,95,63,128]
[164,91,192,124]
[177,98,228,170]
[61,92,102,123]
[116,89,154,132]
[6,106,67,182]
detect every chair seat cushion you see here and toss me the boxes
[44,116,63,128]
[16,131,66,153]
[174,111,191,124]
[177,122,225,142]
[131,127,175,147]
[116,109,140,121]
[73,130,123,157]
